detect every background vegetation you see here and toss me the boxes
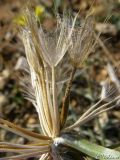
[0,0,120,159]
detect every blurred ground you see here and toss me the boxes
[0,0,120,159]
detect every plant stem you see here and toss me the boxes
[52,66,60,137]
[60,67,76,129]
[54,137,120,160]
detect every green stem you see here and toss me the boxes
[54,137,120,160]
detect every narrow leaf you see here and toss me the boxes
[0,149,49,160]
[0,118,51,140]
[56,138,120,160]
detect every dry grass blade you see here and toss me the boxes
[0,149,49,160]
[0,148,45,154]
[39,70,53,135]
[0,124,38,141]
[0,142,49,149]
[64,95,120,131]
[0,118,52,140]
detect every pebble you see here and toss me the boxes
[0,94,8,107]
[0,69,10,90]
[2,69,10,78]
[0,76,6,90]
[95,23,117,36]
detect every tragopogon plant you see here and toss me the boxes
[0,7,120,160]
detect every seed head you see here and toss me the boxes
[69,15,95,68]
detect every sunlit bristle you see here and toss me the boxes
[15,56,30,73]
[100,80,118,101]
[68,15,95,68]
[107,63,120,93]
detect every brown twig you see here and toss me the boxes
[60,67,76,129]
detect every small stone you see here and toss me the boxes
[0,77,6,90]
[2,69,10,78]
[43,18,56,30]
[95,23,117,36]
[0,94,8,107]
[27,117,36,125]
[5,32,11,41]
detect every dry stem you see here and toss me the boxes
[60,67,76,129]
[52,67,60,137]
